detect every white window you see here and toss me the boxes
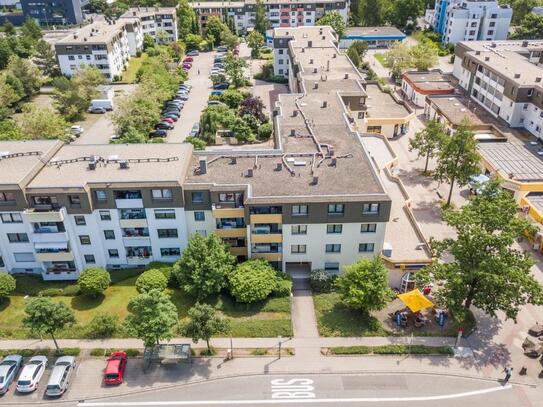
[291,225,307,235]
[14,252,35,262]
[155,209,176,219]
[291,244,306,254]
[152,188,173,200]
[292,205,308,216]
[1,213,22,223]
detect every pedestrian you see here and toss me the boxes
[502,366,513,384]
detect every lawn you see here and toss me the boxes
[121,53,148,83]
[313,293,390,337]
[0,272,292,339]
[374,53,387,67]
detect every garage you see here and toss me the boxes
[285,262,311,290]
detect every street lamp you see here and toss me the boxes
[278,335,282,359]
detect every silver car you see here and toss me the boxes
[16,356,48,393]
[0,354,23,394]
[45,356,76,397]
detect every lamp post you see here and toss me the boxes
[278,335,282,359]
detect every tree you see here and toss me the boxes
[506,0,541,25]
[257,121,273,140]
[416,180,543,320]
[78,267,111,298]
[408,118,446,173]
[23,298,75,353]
[240,96,267,122]
[335,257,393,312]
[185,33,203,50]
[247,30,265,58]
[316,11,346,38]
[177,0,197,40]
[143,34,155,50]
[410,42,438,71]
[18,105,68,141]
[20,17,42,42]
[33,40,60,77]
[229,259,278,303]
[349,40,368,59]
[186,135,207,150]
[173,233,236,300]
[182,303,230,352]
[85,313,118,338]
[224,52,247,88]
[199,104,237,143]
[0,73,19,120]
[135,269,168,293]
[0,273,16,300]
[221,30,239,50]
[357,0,383,26]
[219,89,244,108]
[232,116,255,142]
[384,42,412,78]
[206,16,229,47]
[0,37,14,69]
[385,0,425,29]
[5,56,42,99]
[124,289,178,348]
[347,47,361,67]
[511,12,543,39]
[434,119,479,206]
[0,120,23,141]
[254,0,270,34]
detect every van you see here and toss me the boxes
[45,356,75,397]
[90,99,114,111]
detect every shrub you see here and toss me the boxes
[90,348,106,357]
[145,262,174,283]
[61,347,81,356]
[229,259,278,303]
[123,348,140,357]
[85,314,118,339]
[251,348,268,356]
[38,288,63,297]
[135,269,168,293]
[61,284,80,296]
[0,273,16,299]
[186,136,207,150]
[272,279,292,297]
[199,346,217,356]
[78,267,111,298]
[310,270,336,293]
[257,122,273,140]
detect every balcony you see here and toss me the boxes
[32,232,69,243]
[119,218,148,228]
[215,228,247,238]
[212,207,245,219]
[230,246,248,256]
[23,208,64,223]
[251,233,282,244]
[250,214,282,224]
[253,253,282,262]
[116,198,143,208]
[36,250,74,262]
[126,256,153,265]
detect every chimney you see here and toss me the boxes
[322,101,327,108]
[88,156,97,170]
[514,73,521,79]
[292,110,298,117]
[308,40,312,48]
[332,53,336,58]
[313,67,317,73]
[230,157,237,164]
[311,176,319,185]
[326,60,330,71]
[199,156,207,175]
[246,168,254,177]
[301,47,305,53]
[484,56,489,61]
[322,36,325,40]
[344,73,349,79]
[119,160,129,169]
[73,34,78,39]
[536,77,541,83]
[275,163,282,171]
[331,158,337,166]
[475,51,480,55]
[313,81,318,89]
[522,40,529,47]
[290,129,296,136]
[309,58,313,64]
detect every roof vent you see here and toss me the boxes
[475,51,480,55]
[73,34,77,39]
[484,56,489,61]
[344,73,349,79]
[292,110,298,117]
[132,11,136,16]
[331,158,337,166]
[230,157,237,165]
[88,161,96,171]
[491,43,497,48]
[536,77,541,83]
[246,168,254,177]
[275,163,282,171]
[322,101,327,108]
[309,58,314,64]
[199,156,207,175]
[313,67,317,73]
[311,176,319,185]
[119,160,129,169]
[329,147,334,156]
[332,53,336,58]
[522,40,529,47]
[514,73,521,79]
[322,35,325,40]
[301,47,305,53]
[290,129,296,136]
[314,81,319,89]
[308,40,312,48]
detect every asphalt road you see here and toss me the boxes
[72,373,527,407]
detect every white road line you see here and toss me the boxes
[78,384,512,406]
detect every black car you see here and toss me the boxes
[149,130,167,138]
[156,122,174,130]
[164,104,182,111]
[213,82,230,90]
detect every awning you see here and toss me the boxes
[397,289,434,313]
[34,242,68,250]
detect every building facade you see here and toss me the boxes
[427,0,512,44]
[400,70,456,107]
[120,7,178,43]
[339,26,406,49]
[191,0,348,34]
[20,0,86,25]
[453,40,543,139]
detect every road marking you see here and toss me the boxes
[271,378,315,399]
[78,384,512,406]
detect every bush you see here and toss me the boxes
[135,269,168,293]
[251,348,268,356]
[257,122,273,140]
[90,348,106,357]
[61,347,81,356]
[38,288,63,297]
[78,267,111,298]
[310,270,336,293]
[199,346,217,356]
[229,259,278,303]
[61,284,81,296]
[329,345,453,355]
[272,279,292,297]
[85,314,118,339]
[123,348,140,357]
[0,273,16,299]
[186,136,207,150]
[145,262,174,284]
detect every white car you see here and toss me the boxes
[70,125,84,136]
[16,356,48,393]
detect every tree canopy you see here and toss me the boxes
[229,259,278,303]
[135,269,168,293]
[0,273,16,299]
[408,118,446,173]
[255,0,270,34]
[316,11,346,38]
[78,267,111,298]
[182,303,230,351]
[511,12,543,39]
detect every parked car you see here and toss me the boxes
[0,355,23,394]
[103,352,127,385]
[214,57,225,63]
[213,82,230,90]
[187,50,199,56]
[217,46,228,53]
[149,130,168,138]
[162,109,181,116]
[161,118,175,124]
[207,100,225,106]
[166,101,183,107]
[155,122,174,130]
[70,125,83,136]
[110,134,120,141]
[182,63,192,69]
[45,356,76,397]
[179,84,192,90]
[211,90,224,96]
[16,356,48,393]
[210,70,225,76]
[89,99,113,111]
[189,122,200,137]
[183,56,193,63]
[88,106,107,114]
[176,94,189,101]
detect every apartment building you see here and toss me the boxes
[339,27,406,49]
[55,19,133,80]
[427,0,511,44]
[20,0,86,25]
[400,70,456,107]
[191,0,348,34]
[453,40,543,139]
[121,7,178,43]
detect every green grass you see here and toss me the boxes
[329,345,453,355]
[313,293,390,337]
[374,53,387,67]
[121,53,148,83]
[0,271,291,339]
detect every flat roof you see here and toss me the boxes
[0,140,62,188]
[27,143,193,190]
[468,50,543,86]
[121,7,177,18]
[526,193,543,213]
[402,70,455,92]
[186,26,389,201]
[191,0,341,7]
[427,95,494,127]
[344,26,406,39]
[56,20,125,45]
[477,141,543,182]
[365,83,412,119]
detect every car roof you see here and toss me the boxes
[105,359,121,375]
[54,356,75,365]
[19,359,45,380]
[48,363,70,384]
[1,355,22,364]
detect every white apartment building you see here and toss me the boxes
[427,0,512,44]
[121,7,178,43]
[191,0,348,34]
[453,40,543,139]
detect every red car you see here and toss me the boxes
[161,117,175,124]
[182,63,192,69]
[183,57,193,63]
[103,352,127,385]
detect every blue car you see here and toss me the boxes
[213,82,230,90]
[0,354,23,394]
[211,90,224,96]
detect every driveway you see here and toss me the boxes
[167,51,215,143]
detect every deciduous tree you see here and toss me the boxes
[177,0,197,40]
[410,41,438,71]
[511,12,543,39]
[78,267,111,298]
[135,269,168,293]
[18,105,68,141]
[416,180,543,320]
[6,56,42,99]
[316,11,346,38]
[384,42,412,78]
[0,273,16,300]
[247,30,265,58]
[224,52,247,88]
[229,259,278,303]
[408,118,446,173]
[182,303,230,351]
[255,0,270,34]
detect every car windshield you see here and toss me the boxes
[47,384,60,391]
[0,376,4,382]
[18,380,31,385]
[105,373,118,379]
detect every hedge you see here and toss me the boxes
[329,345,453,355]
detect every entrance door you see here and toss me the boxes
[285,262,311,290]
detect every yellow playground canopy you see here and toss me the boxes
[397,289,434,313]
